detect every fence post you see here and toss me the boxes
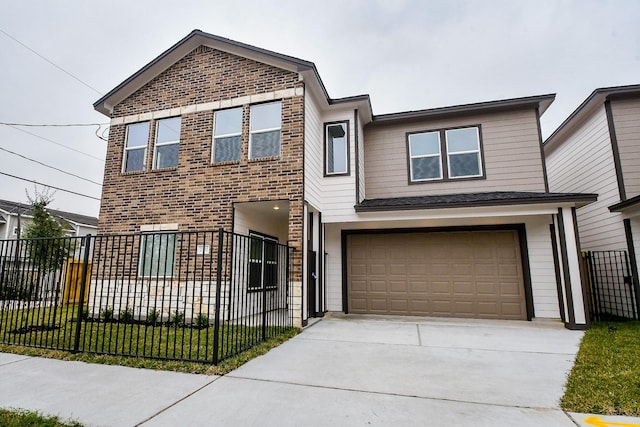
[212,228,224,365]
[73,234,91,353]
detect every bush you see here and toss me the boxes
[171,310,184,327]
[100,307,113,321]
[147,308,160,325]
[119,306,133,323]
[194,313,209,328]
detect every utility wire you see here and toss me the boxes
[1,121,109,142]
[0,145,102,186]
[6,124,105,162]
[0,121,109,127]
[0,27,103,95]
[0,171,101,201]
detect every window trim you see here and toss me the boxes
[247,230,279,292]
[407,130,443,182]
[406,124,485,184]
[138,232,177,278]
[122,121,150,173]
[212,106,243,164]
[152,117,181,170]
[323,120,350,177]
[249,101,282,160]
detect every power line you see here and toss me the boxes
[0,27,103,95]
[0,145,102,186]
[1,121,109,143]
[5,124,105,162]
[0,121,109,127]
[0,171,101,201]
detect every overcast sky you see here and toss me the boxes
[1,0,639,218]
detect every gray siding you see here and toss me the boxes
[546,105,627,251]
[363,108,546,199]
[611,98,640,200]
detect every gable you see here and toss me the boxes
[113,46,300,117]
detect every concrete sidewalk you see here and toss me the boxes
[1,317,640,426]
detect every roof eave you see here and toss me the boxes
[355,193,597,213]
[370,94,555,126]
[544,84,640,152]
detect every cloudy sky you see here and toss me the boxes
[1,0,639,218]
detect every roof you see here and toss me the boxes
[544,83,640,152]
[94,29,373,122]
[354,191,598,212]
[370,94,556,126]
[0,199,98,228]
[609,194,640,212]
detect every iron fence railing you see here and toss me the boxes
[0,229,294,364]
[583,250,639,321]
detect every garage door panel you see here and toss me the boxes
[347,230,527,320]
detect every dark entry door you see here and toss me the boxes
[308,250,317,317]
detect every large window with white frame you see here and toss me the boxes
[325,121,349,176]
[153,117,181,169]
[249,101,281,159]
[123,122,150,173]
[213,107,242,163]
[408,125,483,183]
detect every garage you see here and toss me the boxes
[346,229,529,320]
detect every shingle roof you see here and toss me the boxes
[0,199,98,227]
[354,191,598,212]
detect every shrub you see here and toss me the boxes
[147,308,160,325]
[194,313,209,328]
[100,307,113,321]
[119,306,133,323]
[171,310,185,327]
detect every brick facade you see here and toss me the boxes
[99,46,305,307]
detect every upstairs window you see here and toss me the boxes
[213,107,242,163]
[408,131,442,181]
[153,117,181,169]
[123,122,149,173]
[408,126,483,183]
[250,102,281,159]
[446,127,482,178]
[325,122,349,176]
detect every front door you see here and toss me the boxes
[308,250,317,317]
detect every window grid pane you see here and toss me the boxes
[214,108,242,137]
[124,148,145,172]
[446,127,481,178]
[126,122,149,148]
[449,152,481,177]
[155,144,179,169]
[327,123,347,174]
[214,136,241,162]
[250,102,281,159]
[409,132,441,181]
[412,156,441,180]
[156,117,181,144]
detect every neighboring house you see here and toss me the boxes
[93,30,596,329]
[544,84,640,317]
[0,199,98,240]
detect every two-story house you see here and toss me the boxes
[544,84,640,318]
[94,30,595,329]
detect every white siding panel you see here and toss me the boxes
[304,93,323,210]
[325,223,343,311]
[357,114,365,203]
[546,106,627,251]
[525,217,560,318]
[612,98,640,199]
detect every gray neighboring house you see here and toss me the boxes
[0,199,98,241]
[544,84,640,317]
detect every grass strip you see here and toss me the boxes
[562,321,640,416]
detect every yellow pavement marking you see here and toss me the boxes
[584,416,640,427]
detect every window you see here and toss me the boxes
[325,122,349,175]
[408,131,442,181]
[123,122,149,172]
[248,232,278,290]
[250,102,281,159]
[139,233,176,277]
[153,117,181,169]
[213,107,242,163]
[446,127,482,178]
[408,126,483,182]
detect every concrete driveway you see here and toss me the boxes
[147,315,584,426]
[1,315,594,426]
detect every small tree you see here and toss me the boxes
[23,190,69,273]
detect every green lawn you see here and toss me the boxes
[0,408,82,427]
[0,303,298,374]
[562,321,640,416]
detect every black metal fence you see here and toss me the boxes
[0,229,294,364]
[583,250,639,321]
